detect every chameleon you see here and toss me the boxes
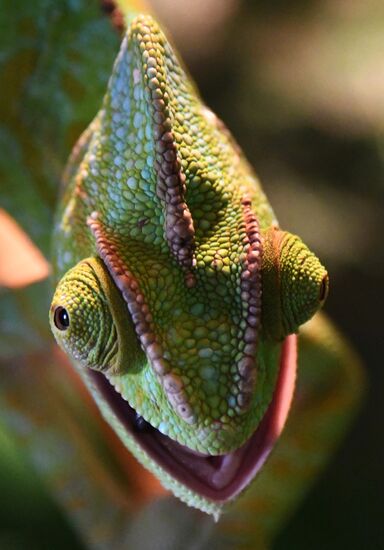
[0,1,364,548]
[50,12,329,517]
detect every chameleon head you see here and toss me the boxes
[49,14,329,514]
[49,235,328,515]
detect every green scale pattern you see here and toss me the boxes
[52,16,281,454]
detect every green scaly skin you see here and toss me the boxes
[49,14,328,516]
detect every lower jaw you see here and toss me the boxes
[90,334,297,502]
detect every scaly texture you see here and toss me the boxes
[50,14,328,515]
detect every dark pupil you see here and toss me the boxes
[319,276,328,302]
[54,306,70,331]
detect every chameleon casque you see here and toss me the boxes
[50,13,329,517]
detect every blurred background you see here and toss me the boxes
[0,0,383,547]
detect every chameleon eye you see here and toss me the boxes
[53,306,70,331]
[319,274,329,303]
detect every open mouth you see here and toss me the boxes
[90,334,297,502]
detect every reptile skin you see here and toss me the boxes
[49,15,328,517]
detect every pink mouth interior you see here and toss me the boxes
[91,334,297,502]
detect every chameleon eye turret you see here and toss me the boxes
[50,257,143,373]
[262,227,329,340]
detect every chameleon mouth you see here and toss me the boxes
[90,334,296,502]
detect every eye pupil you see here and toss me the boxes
[319,275,329,302]
[54,306,70,330]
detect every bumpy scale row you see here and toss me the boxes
[88,214,197,424]
[132,19,196,280]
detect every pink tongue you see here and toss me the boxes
[211,453,243,488]
[156,433,244,489]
